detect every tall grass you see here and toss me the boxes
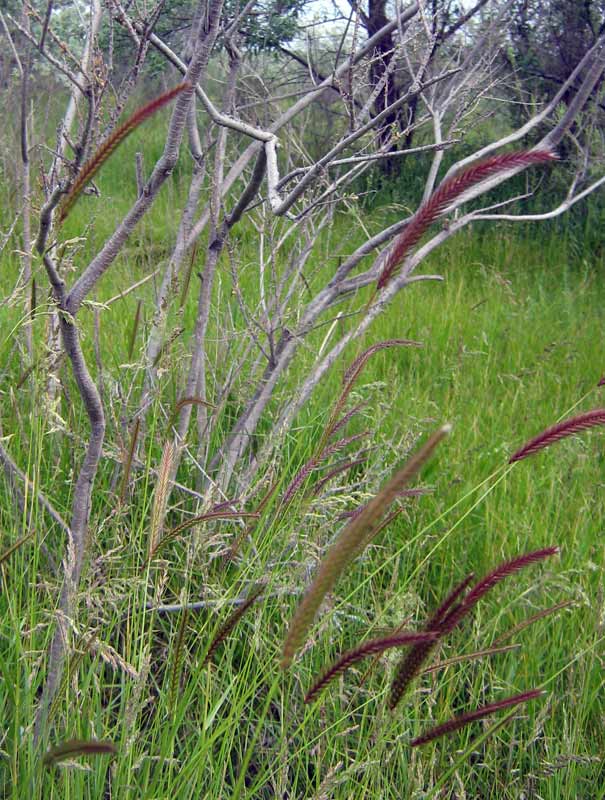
[0,140,604,797]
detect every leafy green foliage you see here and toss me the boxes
[224,0,306,52]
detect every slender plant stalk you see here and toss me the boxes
[338,487,431,520]
[127,299,142,361]
[164,509,259,538]
[16,361,37,391]
[493,600,574,645]
[422,643,521,675]
[282,424,450,668]
[430,573,476,624]
[47,632,97,729]
[509,409,605,462]
[119,417,140,503]
[225,477,282,563]
[355,508,403,554]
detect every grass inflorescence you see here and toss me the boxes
[377,150,557,289]
[411,689,545,747]
[389,548,558,709]
[509,408,605,462]
[58,82,190,222]
[304,631,436,703]
[282,424,451,668]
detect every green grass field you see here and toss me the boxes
[1,142,604,798]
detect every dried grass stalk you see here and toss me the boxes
[422,643,521,675]
[327,402,367,441]
[338,488,431,520]
[169,395,215,427]
[341,340,424,388]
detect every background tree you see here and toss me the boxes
[507,0,605,117]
